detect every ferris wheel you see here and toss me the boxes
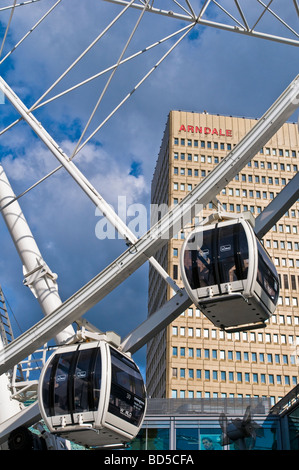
[0,0,298,450]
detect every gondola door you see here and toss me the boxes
[215,220,255,296]
[182,220,255,301]
[40,342,104,430]
[101,344,146,439]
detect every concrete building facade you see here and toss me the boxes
[146,110,299,405]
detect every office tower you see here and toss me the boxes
[146,110,299,405]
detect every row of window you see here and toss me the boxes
[170,391,281,405]
[272,223,298,233]
[266,240,299,250]
[173,178,294,191]
[277,296,298,307]
[274,259,299,268]
[171,389,290,400]
[279,274,299,291]
[174,138,232,151]
[174,306,299,325]
[172,326,299,345]
[172,368,297,387]
[172,199,299,220]
[173,160,298,173]
[172,347,298,365]
[173,137,299,159]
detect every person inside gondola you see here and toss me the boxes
[228,258,249,282]
[197,253,211,287]
[184,247,214,289]
[184,250,198,289]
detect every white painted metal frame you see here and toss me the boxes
[0,76,298,445]
[0,1,298,446]
[0,73,298,375]
[103,0,299,46]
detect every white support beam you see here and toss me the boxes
[103,0,299,46]
[1,168,297,443]
[0,402,40,446]
[121,289,192,354]
[0,163,75,345]
[121,172,299,354]
[0,74,298,375]
[0,75,181,295]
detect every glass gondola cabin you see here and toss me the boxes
[38,340,146,447]
[181,216,279,331]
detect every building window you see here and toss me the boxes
[267,354,273,363]
[220,350,226,360]
[173,265,178,279]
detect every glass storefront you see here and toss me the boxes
[288,407,299,450]
[128,426,170,450]
[128,417,279,450]
[176,423,223,450]
[126,392,299,450]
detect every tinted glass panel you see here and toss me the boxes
[42,356,55,417]
[53,352,73,416]
[109,348,146,427]
[176,428,199,450]
[183,229,216,289]
[93,349,102,411]
[257,241,279,304]
[43,347,101,418]
[183,224,249,290]
[73,348,99,413]
[217,223,248,284]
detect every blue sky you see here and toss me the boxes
[0,0,298,375]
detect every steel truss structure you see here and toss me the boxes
[0,0,298,448]
[104,0,299,46]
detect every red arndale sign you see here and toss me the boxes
[179,124,232,137]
